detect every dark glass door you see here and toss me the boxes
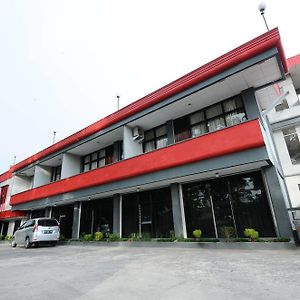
[182,183,216,238]
[209,179,236,238]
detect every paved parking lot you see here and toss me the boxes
[0,243,299,300]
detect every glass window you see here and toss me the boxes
[155,125,167,137]
[182,172,276,238]
[182,183,216,238]
[82,144,115,172]
[0,185,8,209]
[51,165,62,182]
[190,111,205,125]
[191,123,207,137]
[144,141,155,153]
[207,117,225,132]
[91,161,98,170]
[205,104,222,119]
[229,173,276,237]
[143,124,168,153]
[283,127,300,165]
[38,219,58,226]
[225,110,246,126]
[173,95,247,143]
[174,116,191,142]
[275,99,289,112]
[156,136,168,149]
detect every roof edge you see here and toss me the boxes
[11,28,287,173]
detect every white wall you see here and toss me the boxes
[61,153,81,179]
[285,176,300,208]
[268,76,300,124]
[33,165,52,188]
[7,221,15,237]
[123,125,143,159]
[273,125,300,177]
[11,175,33,195]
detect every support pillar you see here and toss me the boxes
[45,207,52,218]
[263,166,293,238]
[170,183,187,238]
[113,194,122,237]
[72,201,81,239]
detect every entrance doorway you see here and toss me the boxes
[122,188,174,238]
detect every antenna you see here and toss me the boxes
[53,130,57,144]
[258,3,270,31]
[116,94,120,111]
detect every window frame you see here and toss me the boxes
[0,185,9,210]
[143,124,168,153]
[51,165,62,182]
[82,145,115,172]
[174,95,247,143]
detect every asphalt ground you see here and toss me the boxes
[0,243,299,300]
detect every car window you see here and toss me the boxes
[26,220,35,228]
[18,223,26,230]
[38,219,58,227]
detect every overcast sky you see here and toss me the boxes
[0,0,299,174]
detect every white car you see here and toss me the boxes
[11,218,60,248]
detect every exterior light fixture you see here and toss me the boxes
[258,3,270,31]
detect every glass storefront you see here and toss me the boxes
[52,204,74,238]
[122,188,174,238]
[80,198,113,236]
[183,172,276,238]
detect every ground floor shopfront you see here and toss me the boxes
[23,169,291,240]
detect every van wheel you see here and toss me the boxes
[11,240,17,248]
[25,237,31,249]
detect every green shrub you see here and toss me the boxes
[59,234,66,241]
[0,235,5,240]
[94,232,103,241]
[192,229,202,239]
[244,228,259,241]
[83,233,93,241]
[108,233,120,241]
[4,236,12,241]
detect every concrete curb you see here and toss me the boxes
[58,240,298,250]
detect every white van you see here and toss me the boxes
[11,218,60,248]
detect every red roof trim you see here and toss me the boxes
[287,54,300,70]
[0,171,12,183]
[10,120,264,205]
[11,28,286,173]
[0,210,26,220]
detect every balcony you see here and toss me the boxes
[10,120,265,206]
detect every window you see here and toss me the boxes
[275,99,289,112]
[174,95,246,142]
[51,165,62,182]
[0,185,9,210]
[283,127,300,165]
[143,125,168,153]
[82,145,114,172]
[38,219,58,226]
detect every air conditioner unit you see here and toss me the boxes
[132,126,144,143]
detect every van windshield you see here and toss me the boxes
[38,219,58,227]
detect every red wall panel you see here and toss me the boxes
[0,210,26,220]
[10,120,265,206]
